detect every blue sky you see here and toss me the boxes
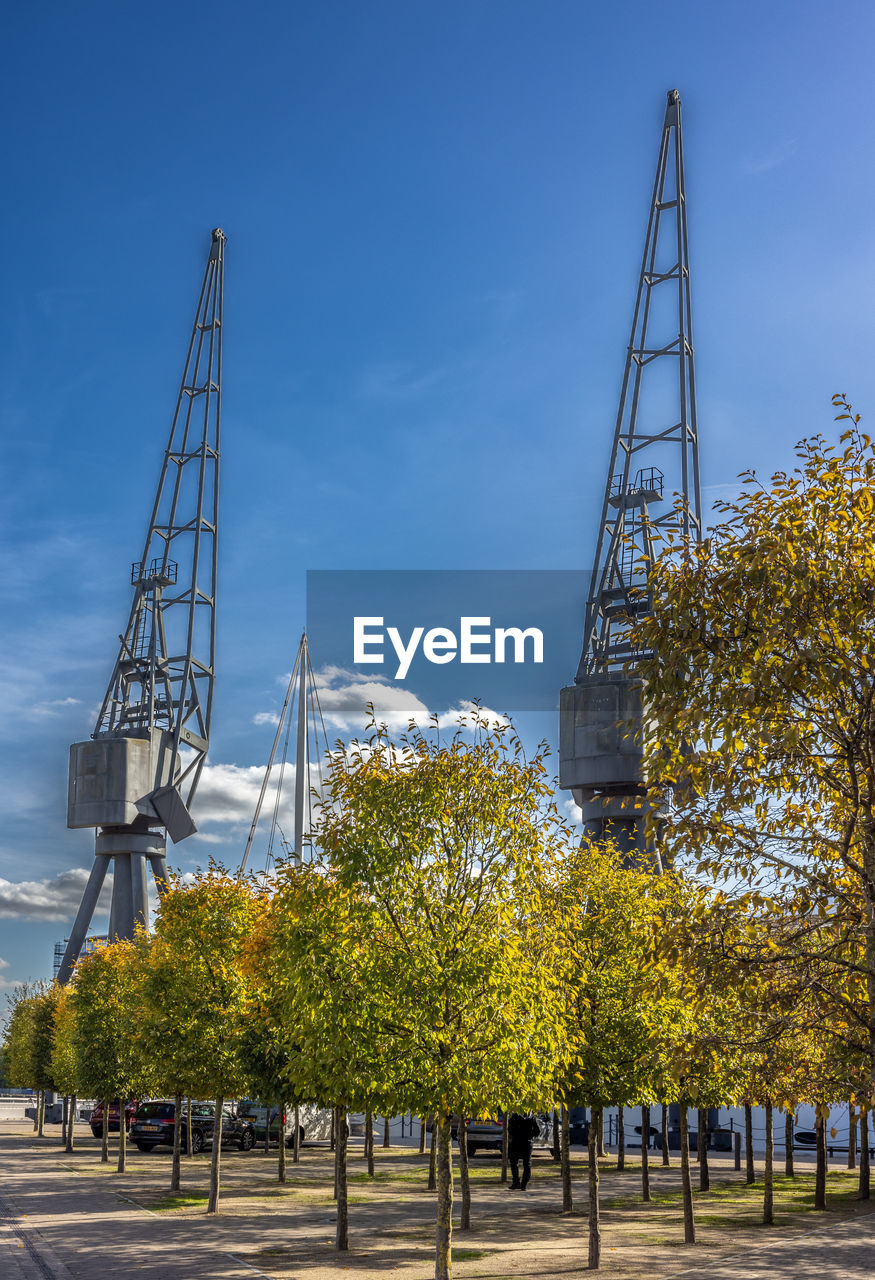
[2,0,875,987]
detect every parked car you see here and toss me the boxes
[445,1112,549,1158]
[129,1100,178,1150]
[455,1115,504,1157]
[236,1100,336,1148]
[238,1101,286,1145]
[130,1100,255,1154]
[89,1099,138,1138]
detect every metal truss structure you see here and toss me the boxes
[560,92,702,857]
[57,229,224,983]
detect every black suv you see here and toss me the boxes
[130,1100,255,1154]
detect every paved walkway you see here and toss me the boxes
[3,1121,875,1279]
[669,1213,875,1279]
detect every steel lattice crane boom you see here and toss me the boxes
[559,91,701,860]
[57,228,225,984]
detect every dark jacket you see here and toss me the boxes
[507,1112,539,1151]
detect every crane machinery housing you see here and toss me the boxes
[57,228,225,984]
[559,90,702,862]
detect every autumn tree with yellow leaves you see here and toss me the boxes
[639,398,875,1093]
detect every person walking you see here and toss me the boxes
[508,1112,539,1190]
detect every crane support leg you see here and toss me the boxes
[149,853,170,895]
[56,854,111,984]
[110,854,133,942]
[130,853,148,933]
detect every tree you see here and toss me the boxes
[639,402,875,1095]
[4,986,38,1093]
[288,710,569,1280]
[69,939,152,1169]
[147,866,266,1212]
[51,986,79,1152]
[239,890,315,1184]
[3,983,54,1134]
[556,843,652,1261]
[268,862,387,1252]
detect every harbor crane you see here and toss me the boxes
[559,90,702,860]
[57,228,225,983]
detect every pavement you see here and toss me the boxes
[3,1120,875,1280]
[668,1214,875,1280]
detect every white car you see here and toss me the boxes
[237,1100,336,1146]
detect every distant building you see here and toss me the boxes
[53,934,108,980]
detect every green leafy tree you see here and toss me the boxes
[556,842,704,1262]
[639,401,875,1095]
[51,985,79,1152]
[69,939,153,1169]
[3,983,52,1133]
[147,866,266,1212]
[286,711,570,1280]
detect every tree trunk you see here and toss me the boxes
[784,1108,794,1178]
[264,1107,270,1155]
[641,1105,651,1202]
[680,1106,695,1244]
[37,1090,45,1137]
[171,1092,183,1192]
[551,1108,560,1162]
[434,1111,453,1280]
[186,1096,193,1157]
[419,1114,426,1155]
[101,1096,110,1163]
[763,1100,773,1225]
[66,1093,76,1153]
[617,1108,625,1171]
[383,1114,391,1149]
[661,1103,670,1166]
[458,1113,471,1230]
[32,1090,39,1133]
[293,1104,300,1164]
[335,1104,349,1251]
[207,1095,224,1215]
[597,1107,605,1158]
[697,1107,709,1191]
[744,1103,755,1185]
[848,1102,857,1170]
[561,1104,572,1213]
[428,1119,437,1192]
[117,1102,127,1174]
[815,1103,827,1210]
[61,1096,69,1147]
[501,1112,509,1184]
[860,1107,870,1200]
[588,1103,601,1270]
[330,1107,336,1152]
[278,1107,287,1183]
[365,1108,374,1176]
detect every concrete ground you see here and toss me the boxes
[2,1119,875,1280]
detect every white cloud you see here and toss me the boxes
[354,361,447,402]
[31,696,82,717]
[435,701,510,732]
[0,867,113,921]
[254,666,428,734]
[562,797,583,825]
[255,666,515,739]
[191,762,284,829]
[317,674,429,732]
[741,139,797,176]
